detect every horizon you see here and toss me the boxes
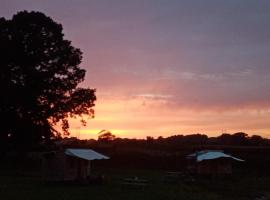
[2,0,270,139]
[65,130,270,140]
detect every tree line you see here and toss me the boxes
[60,131,270,149]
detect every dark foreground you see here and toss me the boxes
[0,167,270,200]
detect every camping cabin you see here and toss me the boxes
[186,150,244,175]
[42,148,109,182]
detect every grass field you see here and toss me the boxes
[0,166,270,200]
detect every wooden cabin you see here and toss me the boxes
[186,150,244,175]
[42,148,109,181]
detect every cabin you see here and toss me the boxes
[42,148,109,182]
[186,150,244,175]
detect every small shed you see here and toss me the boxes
[42,148,109,181]
[186,150,244,175]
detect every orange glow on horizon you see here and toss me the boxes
[66,95,270,140]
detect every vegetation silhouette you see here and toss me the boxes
[0,11,96,149]
[98,130,116,142]
[62,132,270,148]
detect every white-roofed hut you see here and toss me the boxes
[186,150,244,175]
[42,148,109,182]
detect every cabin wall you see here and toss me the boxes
[64,156,78,181]
[197,159,232,175]
[42,152,91,181]
[42,151,66,181]
[75,159,91,180]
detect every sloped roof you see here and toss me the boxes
[65,148,109,161]
[187,150,244,162]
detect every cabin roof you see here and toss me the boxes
[65,148,109,161]
[187,150,244,162]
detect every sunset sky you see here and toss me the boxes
[2,0,270,139]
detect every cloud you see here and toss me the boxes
[135,93,173,100]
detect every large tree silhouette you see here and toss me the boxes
[0,11,96,146]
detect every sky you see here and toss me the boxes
[1,0,270,139]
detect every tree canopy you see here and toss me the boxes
[98,130,116,142]
[0,11,96,146]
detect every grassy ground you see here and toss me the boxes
[0,166,270,200]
